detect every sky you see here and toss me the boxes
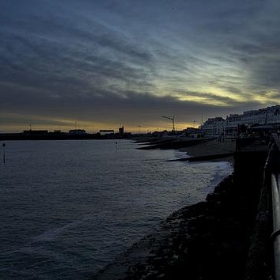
[1,0,280,133]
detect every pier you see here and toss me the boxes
[94,135,280,280]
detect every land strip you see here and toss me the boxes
[179,138,236,163]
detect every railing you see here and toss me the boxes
[271,174,280,280]
[265,133,280,280]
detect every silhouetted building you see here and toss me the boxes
[119,126,124,134]
[69,129,86,135]
[23,130,48,135]
[99,130,114,135]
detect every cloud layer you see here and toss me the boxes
[1,0,280,132]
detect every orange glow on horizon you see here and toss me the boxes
[1,121,201,134]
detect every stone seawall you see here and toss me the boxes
[94,147,271,280]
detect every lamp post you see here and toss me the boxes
[162,116,175,132]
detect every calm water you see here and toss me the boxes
[0,140,232,279]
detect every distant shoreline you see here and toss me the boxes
[0,132,132,141]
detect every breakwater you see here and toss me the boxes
[94,138,275,280]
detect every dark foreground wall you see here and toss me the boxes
[94,148,271,280]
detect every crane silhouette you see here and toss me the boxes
[162,116,175,132]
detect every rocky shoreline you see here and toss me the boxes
[93,140,272,280]
[93,173,260,280]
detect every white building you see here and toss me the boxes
[224,114,242,137]
[201,105,280,137]
[201,117,225,137]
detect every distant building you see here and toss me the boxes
[201,117,225,137]
[184,127,204,138]
[224,114,242,137]
[23,130,48,135]
[99,129,114,135]
[201,105,280,137]
[119,126,124,134]
[69,129,86,135]
[225,105,280,136]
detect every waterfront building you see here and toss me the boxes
[201,105,280,137]
[183,127,204,138]
[224,114,242,137]
[200,117,225,137]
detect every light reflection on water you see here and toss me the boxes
[0,139,232,279]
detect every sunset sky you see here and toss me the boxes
[1,0,280,133]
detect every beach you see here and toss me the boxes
[180,138,236,163]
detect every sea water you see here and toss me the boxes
[0,139,233,279]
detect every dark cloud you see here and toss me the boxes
[0,84,258,131]
[1,0,280,131]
